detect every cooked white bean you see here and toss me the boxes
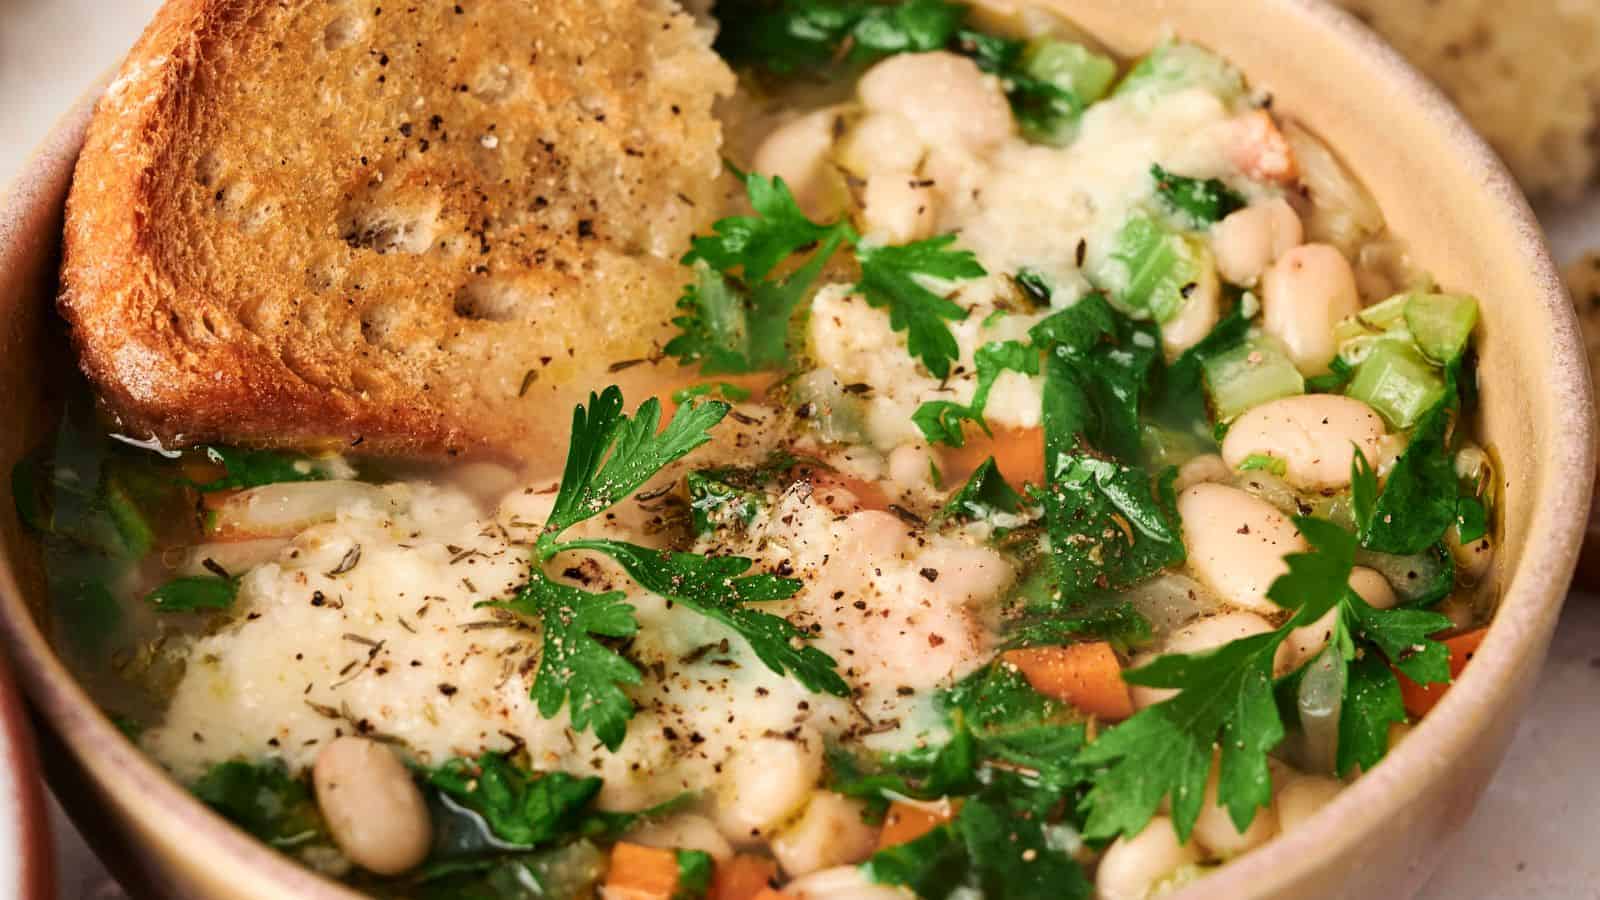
[714,728,824,844]
[1275,775,1343,832]
[1179,483,1308,615]
[1193,757,1279,857]
[1211,197,1303,287]
[1280,566,1398,671]
[312,737,431,876]
[623,814,734,862]
[1448,526,1495,582]
[786,865,908,900]
[837,112,926,178]
[861,173,939,244]
[886,443,938,491]
[1129,610,1290,708]
[1220,394,1386,491]
[752,108,849,221]
[771,791,879,877]
[1161,258,1221,356]
[1174,453,1230,492]
[1096,815,1202,900]
[857,52,1014,155]
[1260,243,1361,375]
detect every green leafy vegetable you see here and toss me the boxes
[191,761,327,849]
[941,457,1025,523]
[429,754,608,848]
[670,382,753,404]
[714,0,966,73]
[686,469,764,537]
[1455,495,1488,544]
[1151,164,1245,227]
[1236,453,1286,476]
[674,850,715,899]
[197,446,327,492]
[1038,454,1185,598]
[913,339,1039,446]
[856,235,985,379]
[1351,383,1459,555]
[1004,601,1153,654]
[145,575,237,612]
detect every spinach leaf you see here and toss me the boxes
[198,446,327,492]
[941,458,1025,523]
[191,760,327,849]
[145,575,238,612]
[1151,164,1245,227]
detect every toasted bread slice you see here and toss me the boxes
[61,0,734,467]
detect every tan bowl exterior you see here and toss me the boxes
[0,1,1592,898]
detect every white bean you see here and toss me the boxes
[1193,758,1278,857]
[1211,197,1303,287]
[860,173,939,244]
[1275,775,1343,832]
[771,792,879,877]
[1220,394,1386,491]
[886,443,938,492]
[1179,483,1307,615]
[1096,815,1202,900]
[1280,566,1398,671]
[857,52,1014,156]
[1161,258,1221,356]
[713,728,824,844]
[623,814,734,862]
[1260,243,1361,375]
[1447,527,1495,581]
[751,108,849,221]
[837,112,926,178]
[312,737,432,876]
[786,866,908,900]
[1129,611,1286,709]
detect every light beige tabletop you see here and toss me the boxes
[4,2,1598,897]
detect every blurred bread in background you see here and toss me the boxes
[1336,0,1600,199]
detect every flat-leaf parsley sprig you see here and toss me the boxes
[667,170,987,380]
[487,386,848,751]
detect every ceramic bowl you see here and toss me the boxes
[0,1,1592,897]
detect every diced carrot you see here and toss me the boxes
[1396,627,1490,718]
[877,799,960,850]
[749,890,791,900]
[1001,642,1135,721]
[936,426,1045,489]
[1227,109,1298,184]
[605,842,682,900]
[710,854,779,900]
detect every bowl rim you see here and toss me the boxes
[0,1,1592,898]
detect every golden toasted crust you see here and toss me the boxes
[62,0,734,467]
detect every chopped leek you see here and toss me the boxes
[1114,41,1244,104]
[1201,335,1305,422]
[1345,340,1446,430]
[1016,39,1118,144]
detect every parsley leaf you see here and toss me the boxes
[856,235,984,378]
[1004,601,1153,654]
[714,0,966,73]
[428,754,607,848]
[1351,376,1459,555]
[197,446,327,492]
[666,173,854,374]
[557,540,849,697]
[191,761,326,849]
[1151,164,1246,227]
[913,339,1039,447]
[675,850,715,899]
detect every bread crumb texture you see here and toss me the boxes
[62,0,734,467]
[1336,0,1600,199]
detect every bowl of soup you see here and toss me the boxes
[0,1,1591,898]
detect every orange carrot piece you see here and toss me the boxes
[1001,642,1135,721]
[937,426,1045,489]
[877,800,959,850]
[710,854,779,900]
[749,890,791,900]
[1397,627,1489,718]
[605,842,682,900]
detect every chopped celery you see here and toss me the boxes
[1023,39,1117,104]
[1404,293,1478,364]
[1114,41,1244,104]
[1346,340,1446,430]
[1356,293,1410,330]
[1090,214,1213,323]
[1201,335,1305,422]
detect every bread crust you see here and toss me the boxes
[61,0,733,465]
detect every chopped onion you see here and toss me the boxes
[1123,573,1223,637]
[1284,121,1382,257]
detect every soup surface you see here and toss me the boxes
[17,2,1500,898]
